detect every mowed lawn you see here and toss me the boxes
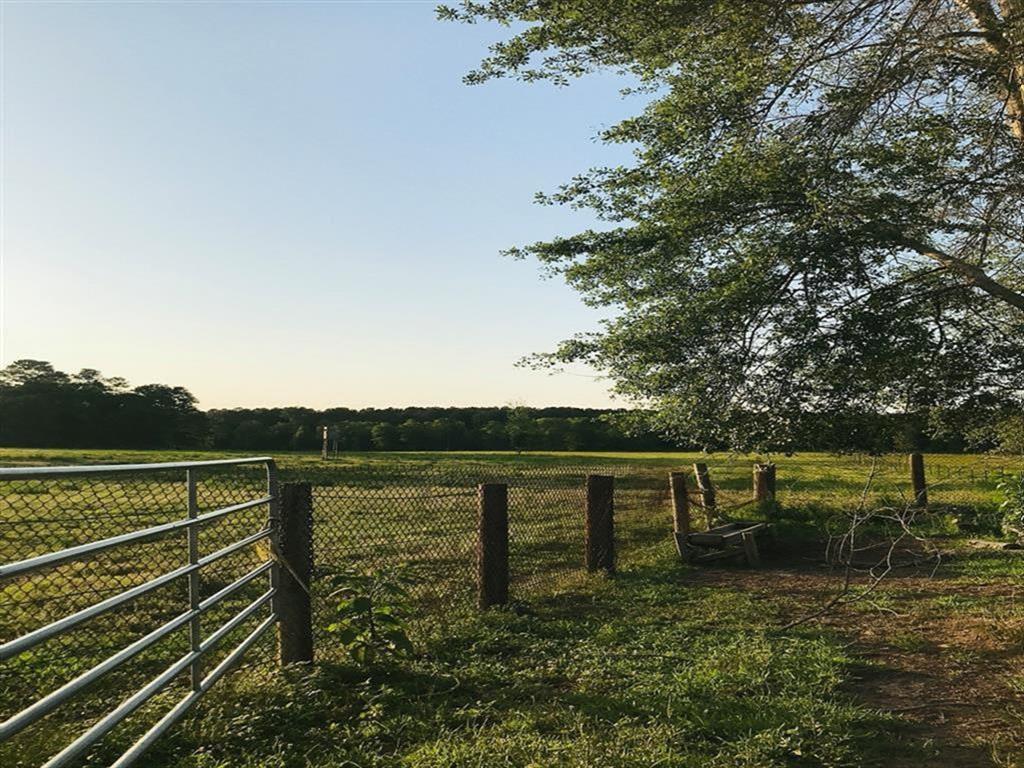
[2,448,1024,767]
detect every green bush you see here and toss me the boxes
[998,472,1024,541]
[324,567,415,664]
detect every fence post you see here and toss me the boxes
[585,474,615,574]
[692,463,716,528]
[477,483,509,609]
[753,463,777,513]
[909,452,928,508]
[277,482,314,665]
[669,472,690,560]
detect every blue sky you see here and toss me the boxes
[1,1,641,409]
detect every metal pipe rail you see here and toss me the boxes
[0,497,273,583]
[0,456,275,479]
[0,456,281,768]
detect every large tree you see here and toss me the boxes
[442,0,1024,450]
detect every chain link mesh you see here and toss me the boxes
[666,453,1021,521]
[299,457,674,659]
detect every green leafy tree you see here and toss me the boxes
[478,419,510,449]
[334,421,374,451]
[0,360,208,448]
[397,419,433,450]
[128,384,207,448]
[505,405,537,451]
[995,413,1024,454]
[370,422,402,451]
[442,0,1024,450]
[0,360,69,387]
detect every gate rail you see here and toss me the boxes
[0,457,280,768]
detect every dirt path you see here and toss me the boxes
[683,552,1024,767]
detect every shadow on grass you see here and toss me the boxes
[140,549,937,768]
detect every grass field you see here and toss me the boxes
[0,445,1015,509]
[3,448,1024,767]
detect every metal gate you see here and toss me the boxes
[0,457,280,768]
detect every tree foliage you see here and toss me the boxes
[0,360,205,448]
[442,0,1024,450]
[0,360,674,452]
[3,359,1016,452]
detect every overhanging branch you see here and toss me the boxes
[904,239,1024,312]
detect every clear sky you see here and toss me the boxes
[0,0,641,410]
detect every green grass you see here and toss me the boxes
[144,549,901,768]
[0,445,1014,512]
[2,448,1023,767]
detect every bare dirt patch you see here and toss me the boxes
[683,550,1024,767]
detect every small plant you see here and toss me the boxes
[998,472,1024,542]
[325,567,415,664]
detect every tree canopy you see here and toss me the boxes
[0,360,1011,452]
[0,360,206,448]
[442,0,1024,450]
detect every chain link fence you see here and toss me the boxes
[296,458,673,657]
[280,451,1024,660]
[636,452,1021,520]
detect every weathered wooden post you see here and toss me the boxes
[585,474,615,573]
[753,463,777,514]
[277,482,314,665]
[320,426,329,461]
[692,463,716,528]
[669,472,691,561]
[477,483,509,608]
[909,452,928,508]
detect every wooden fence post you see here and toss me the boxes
[669,472,691,560]
[910,452,928,508]
[277,482,314,665]
[477,483,509,609]
[585,474,615,573]
[692,463,716,528]
[753,463,777,512]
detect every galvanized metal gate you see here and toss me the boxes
[0,457,281,768]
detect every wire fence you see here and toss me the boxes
[668,453,1022,528]
[297,459,669,657]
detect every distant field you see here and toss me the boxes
[2,448,1023,767]
[0,445,1017,511]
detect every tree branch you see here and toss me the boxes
[904,239,1024,312]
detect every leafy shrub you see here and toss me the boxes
[998,472,1024,541]
[325,567,415,663]
[949,504,1003,537]
[995,414,1024,456]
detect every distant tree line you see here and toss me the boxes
[1,360,1018,453]
[0,360,206,448]
[0,360,672,451]
[208,405,673,452]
